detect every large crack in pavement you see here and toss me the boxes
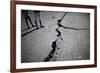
[43,12,88,62]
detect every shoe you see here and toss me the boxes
[41,26,44,28]
[28,27,30,29]
[36,27,39,29]
[32,25,35,27]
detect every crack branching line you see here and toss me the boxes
[57,23,88,30]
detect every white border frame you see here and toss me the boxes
[16,4,95,69]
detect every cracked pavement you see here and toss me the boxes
[21,10,90,63]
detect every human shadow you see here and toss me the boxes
[21,27,44,37]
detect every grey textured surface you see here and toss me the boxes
[21,10,90,63]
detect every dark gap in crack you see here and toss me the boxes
[43,40,58,62]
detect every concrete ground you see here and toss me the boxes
[21,10,90,63]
